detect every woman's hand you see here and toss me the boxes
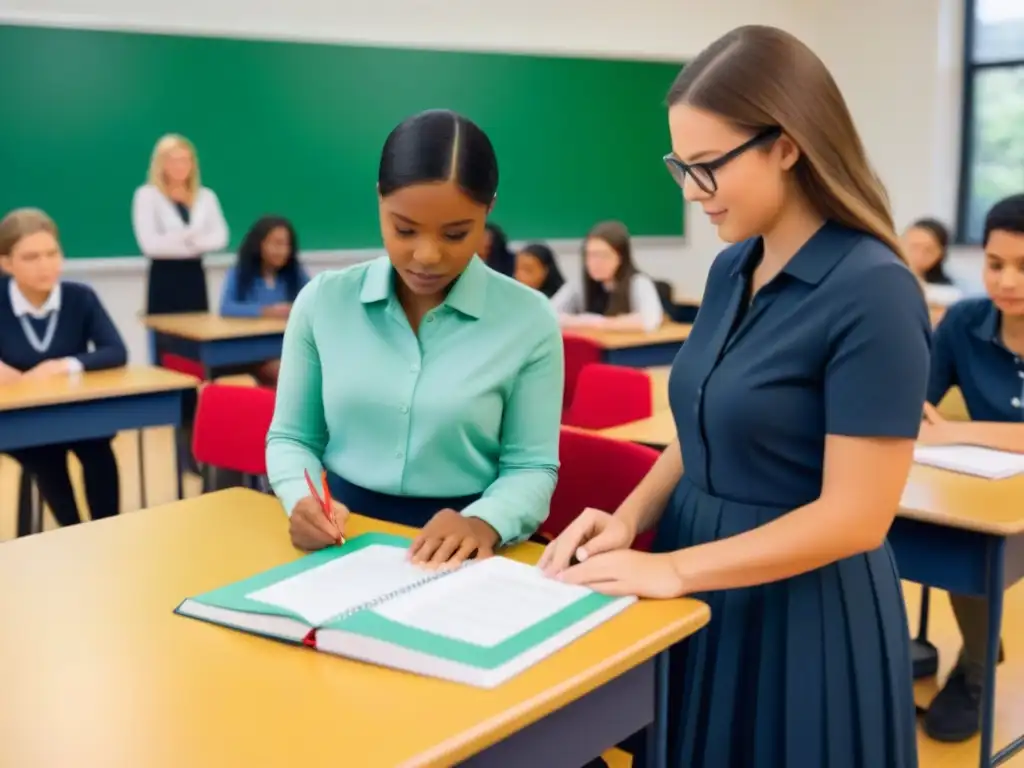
[558,550,687,599]
[409,509,500,569]
[537,507,634,576]
[289,496,349,551]
[23,359,70,379]
[0,361,21,385]
[261,303,292,319]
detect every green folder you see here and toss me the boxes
[175,533,635,688]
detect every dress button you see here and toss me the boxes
[1013,397,1021,409]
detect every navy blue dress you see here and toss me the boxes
[655,222,929,768]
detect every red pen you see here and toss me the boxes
[304,468,345,545]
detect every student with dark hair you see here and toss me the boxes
[267,109,563,568]
[219,216,308,386]
[544,26,928,768]
[480,222,515,276]
[0,208,127,536]
[514,242,566,298]
[903,217,963,306]
[551,220,664,331]
[904,217,953,285]
[917,192,1024,743]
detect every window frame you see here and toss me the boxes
[956,0,1024,243]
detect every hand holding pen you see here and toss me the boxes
[287,469,349,551]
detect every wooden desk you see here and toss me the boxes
[647,366,671,412]
[594,411,1024,767]
[0,367,196,523]
[0,489,709,768]
[141,313,288,371]
[565,322,691,367]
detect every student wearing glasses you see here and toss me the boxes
[266,110,563,569]
[916,193,1024,743]
[544,26,926,768]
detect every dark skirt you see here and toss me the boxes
[650,476,919,768]
[326,474,482,530]
[146,257,208,315]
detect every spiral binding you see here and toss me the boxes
[328,562,469,623]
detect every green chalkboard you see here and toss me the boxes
[0,24,684,258]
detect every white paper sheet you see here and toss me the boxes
[913,444,1024,480]
[373,557,591,647]
[247,544,429,625]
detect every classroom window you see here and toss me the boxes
[958,0,1024,242]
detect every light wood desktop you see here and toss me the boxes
[0,488,709,768]
[141,312,288,340]
[568,321,691,350]
[0,366,198,411]
[647,366,671,412]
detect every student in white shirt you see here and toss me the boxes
[131,133,229,318]
[551,220,665,332]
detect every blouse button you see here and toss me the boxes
[1013,397,1021,409]
[395,450,404,459]
[426,316,435,323]
[400,405,409,414]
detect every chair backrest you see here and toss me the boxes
[563,363,653,430]
[160,353,205,381]
[192,384,276,475]
[547,427,659,551]
[653,279,674,313]
[561,334,604,412]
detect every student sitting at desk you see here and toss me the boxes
[266,109,563,569]
[479,222,515,277]
[903,217,963,306]
[514,242,566,298]
[551,220,664,332]
[0,208,127,536]
[916,193,1024,743]
[220,216,309,386]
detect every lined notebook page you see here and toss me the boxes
[247,544,429,625]
[374,557,592,647]
[913,445,1024,480]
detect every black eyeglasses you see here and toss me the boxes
[663,126,782,194]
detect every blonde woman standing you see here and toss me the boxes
[131,134,229,318]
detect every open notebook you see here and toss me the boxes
[913,444,1024,480]
[175,533,635,688]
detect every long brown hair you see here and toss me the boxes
[583,220,637,316]
[667,25,903,260]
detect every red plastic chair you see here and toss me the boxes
[561,334,603,412]
[562,363,653,430]
[192,384,276,489]
[545,427,659,551]
[160,352,205,381]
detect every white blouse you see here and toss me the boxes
[551,272,665,331]
[131,184,229,260]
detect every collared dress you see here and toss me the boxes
[656,222,929,768]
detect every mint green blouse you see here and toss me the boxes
[265,255,564,544]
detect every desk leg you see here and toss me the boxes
[174,426,183,500]
[137,429,148,510]
[643,651,670,768]
[980,538,1006,768]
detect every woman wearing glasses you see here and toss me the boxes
[543,25,925,768]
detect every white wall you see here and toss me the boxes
[0,0,977,363]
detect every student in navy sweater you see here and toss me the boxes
[219,215,308,386]
[0,208,127,535]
